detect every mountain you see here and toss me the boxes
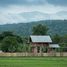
[0,11,67,25]
[54,11,67,20]
[56,11,67,16]
[18,11,67,22]
[0,20,67,36]
[19,11,50,22]
[1,11,50,25]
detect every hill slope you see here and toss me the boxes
[0,20,67,36]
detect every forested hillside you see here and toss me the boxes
[0,20,67,36]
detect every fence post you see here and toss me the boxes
[60,47,63,57]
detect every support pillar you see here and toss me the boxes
[34,46,37,54]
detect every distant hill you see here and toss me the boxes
[0,11,67,25]
[19,11,50,22]
[0,20,67,36]
[17,11,67,22]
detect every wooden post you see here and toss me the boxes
[40,44,43,56]
[40,46,42,53]
[33,44,37,56]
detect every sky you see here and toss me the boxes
[0,0,67,24]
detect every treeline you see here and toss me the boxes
[0,24,67,52]
[52,34,67,47]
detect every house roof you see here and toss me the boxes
[49,44,60,48]
[30,35,52,43]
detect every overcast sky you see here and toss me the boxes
[0,0,67,24]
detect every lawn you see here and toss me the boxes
[0,57,67,67]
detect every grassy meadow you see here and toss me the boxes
[0,57,67,67]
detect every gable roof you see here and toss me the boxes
[30,35,52,43]
[49,44,60,48]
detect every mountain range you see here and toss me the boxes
[0,20,67,36]
[1,11,67,25]
[18,11,67,22]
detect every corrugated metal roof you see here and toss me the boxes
[30,35,52,43]
[49,44,60,48]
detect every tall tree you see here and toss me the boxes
[52,34,61,44]
[1,36,23,52]
[0,31,23,52]
[32,24,49,35]
[0,31,14,41]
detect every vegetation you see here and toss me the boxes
[52,34,67,51]
[52,34,67,45]
[52,34,62,44]
[32,24,48,35]
[0,32,23,52]
[0,21,67,52]
[0,57,67,67]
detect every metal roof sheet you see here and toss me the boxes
[49,44,60,48]
[30,35,52,43]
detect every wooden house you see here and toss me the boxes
[30,35,52,53]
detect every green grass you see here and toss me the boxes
[0,57,67,67]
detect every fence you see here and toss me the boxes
[0,52,67,56]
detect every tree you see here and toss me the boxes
[0,31,26,52]
[1,36,21,52]
[0,31,14,42]
[0,31,23,43]
[1,36,18,52]
[61,34,67,43]
[60,34,67,47]
[52,34,61,44]
[32,24,49,35]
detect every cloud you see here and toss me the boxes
[0,0,67,24]
[0,12,26,25]
[47,0,67,6]
[0,0,47,7]
[0,4,67,24]
[0,0,67,7]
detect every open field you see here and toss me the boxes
[0,57,67,67]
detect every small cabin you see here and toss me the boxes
[48,44,60,52]
[30,35,52,53]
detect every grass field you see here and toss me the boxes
[0,57,67,67]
